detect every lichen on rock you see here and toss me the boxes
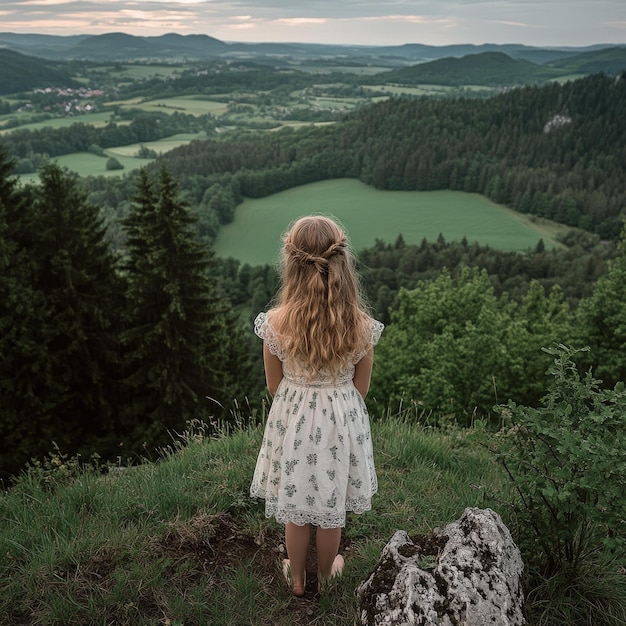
[357,507,525,626]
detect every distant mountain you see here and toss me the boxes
[373,52,564,86]
[0,31,622,66]
[0,32,88,57]
[69,32,153,58]
[546,46,626,74]
[67,32,228,60]
[0,48,80,95]
[154,33,227,54]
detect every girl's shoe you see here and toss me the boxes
[282,558,306,597]
[318,554,344,593]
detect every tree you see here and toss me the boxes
[0,160,122,473]
[106,157,124,171]
[370,268,574,421]
[576,222,626,386]
[121,167,246,448]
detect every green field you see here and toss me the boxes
[366,84,494,96]
[15,133,208,181]
[110,95,229,117]
[16,152,153,182]
[107,132,208,157]
[213,179,566,265]
[50,152,153,177]
[0,111,116,135]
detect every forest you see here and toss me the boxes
[150,72,626,241]
[1,70,626,476]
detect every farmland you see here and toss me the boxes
[213,179,566,265]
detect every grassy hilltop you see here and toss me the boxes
[3,342,626,626]
[0,418,499,626]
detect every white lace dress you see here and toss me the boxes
[250,312,384,528]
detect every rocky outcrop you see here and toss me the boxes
[357,507,525,626]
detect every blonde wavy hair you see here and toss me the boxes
[269,215,371,377]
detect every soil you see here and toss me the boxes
[158,512,350,625]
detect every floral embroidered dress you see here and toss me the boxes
[250,312,384,528]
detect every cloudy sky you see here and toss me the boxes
[1,0,624,47]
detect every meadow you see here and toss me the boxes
[14,133,213,181]
[213,178,567,265]
[0,110,117,134]
[108,95,230,117]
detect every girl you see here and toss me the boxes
[250,215,383,596]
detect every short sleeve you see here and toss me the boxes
[254,312,285,361]
[370,318,384,346]
[354,318,384,363]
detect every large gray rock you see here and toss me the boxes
[357,507,525,626]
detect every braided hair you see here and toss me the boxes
[270,215,371,378]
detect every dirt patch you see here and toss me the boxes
[158,512,347,624]
[159,512,281,573]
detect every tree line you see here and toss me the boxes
[369,223,626,422]
[215,230,614,328]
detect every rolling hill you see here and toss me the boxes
[0,31,622,67]
[546,46,626,74]
[372,51,563,86]
[67,32,227,60]
[0,48,80,95]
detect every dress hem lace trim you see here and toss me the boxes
[250,490,377,528]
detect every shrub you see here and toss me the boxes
[493,344,626,624]
[88,143,105,156]
[106,157,124,170]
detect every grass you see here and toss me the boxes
[0,417,501,626]
[114,65,184,80]
[365,84,494,96]
[213,178,568,265]
[111,95,229,117]
[15,133,208,181]
[42,151,153,178]
[295,66,392,75]
[0,111,117,135]
[107,132,210,157]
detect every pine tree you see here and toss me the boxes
[0,148,41,472]
[0,160,122,472]
[121,167,243,447]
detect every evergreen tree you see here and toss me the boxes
[121,167,245,448]
[0,148,42,472]
[0,161,122,473]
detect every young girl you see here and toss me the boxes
[250,215,384,597]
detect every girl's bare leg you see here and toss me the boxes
[316,527,342,580]
[285,522,310,595]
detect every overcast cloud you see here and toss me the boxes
[0,0,624,46]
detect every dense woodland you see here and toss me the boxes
[133,72,625,240]
[1,72,626,476]
[0,151,251,474]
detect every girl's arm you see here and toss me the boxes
[263,343,283,396]
[353,346,374,398]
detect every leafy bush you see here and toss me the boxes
[88,143,105,156]
[493,344,626,624]
[370,268,573,421]
[106,156,124,170]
